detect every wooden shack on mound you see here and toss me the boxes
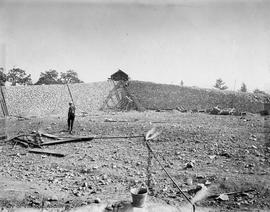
[101,70,144,111]
[109,69,129,82]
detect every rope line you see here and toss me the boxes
[145,139,196,212]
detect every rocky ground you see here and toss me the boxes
[0,111,269,211]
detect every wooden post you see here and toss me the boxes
[66,83,75,106]
[0,87,8,116]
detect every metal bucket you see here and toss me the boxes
[130,187,148,208]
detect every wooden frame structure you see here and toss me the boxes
[101,70,144,111]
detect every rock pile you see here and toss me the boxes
[5,82,114,117]
[128,81,270,113]
[4,81,270,117]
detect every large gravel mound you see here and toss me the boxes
[128,81,270,113]
[4,80,270,116]
[5,82,113,117]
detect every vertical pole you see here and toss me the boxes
[231,80,236,108]
[146,145,154,195]
[66,83,75,107]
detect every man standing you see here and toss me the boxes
[68,102,75,134]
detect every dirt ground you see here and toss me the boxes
[0,111,269,211]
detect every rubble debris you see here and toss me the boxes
[249,134,257,141]
[184,161,195,169]
[216,194,229,201]
[259,110,269,116]
[94,198,101,203]
[209,155,216,160]
[104,118,117,122]
[185,178,193,186]
[16,116,30,121]
[208,189,255,200]
[191,109,198,113]
[206,106,247,116]
[210,106,221,115]
[251,145,257,149]
[205,180,211,186]
[219,110,230,115]
[13,138,29,148]
[176,106,187,113]
[47,195,59,201]
[198,109,206,113]
[0,135,7,140]
[190,184,208,204]
[187,184,205,196]
[6,132,45,148]
[219,151,231,158]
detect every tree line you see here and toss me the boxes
[0,68,83,86]
[0,67,268,95]
[179,78,268,95]
[213,78,268,95]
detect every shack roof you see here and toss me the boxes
[110,70,129,81]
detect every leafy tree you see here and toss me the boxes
[240,83,247,92]
[35,70,60,85]
[7,68,32,86]
[0,67,7,86]
[214,78,228,90]
[59,70,83,84]
[253,88,268,95]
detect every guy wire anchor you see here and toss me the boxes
[144,128,196,212]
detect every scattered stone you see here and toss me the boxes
[104,118,116,122]
[219,151,231,158]
[209,155,216,160]
[184,160,195,169]
[184,162,194,169]
[196,174,205,179]
[48,195,58,201]
[249,135,257,141]
[186,178,193,186]
[43,201,51,207]
[216,194,229,201]
[92,166,98,170]
[82,182,88,188]
[254,150,262,157]
[94,198,101,203]
[105,205,113,210]
[205,180,211,185]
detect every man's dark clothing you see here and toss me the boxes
[68,105,75,132]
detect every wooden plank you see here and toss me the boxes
[13,138,29,148]
[38,132,62,140]
[28,148,65,157]
[41,136,94,146]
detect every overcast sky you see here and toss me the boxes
[0,0,269,92]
